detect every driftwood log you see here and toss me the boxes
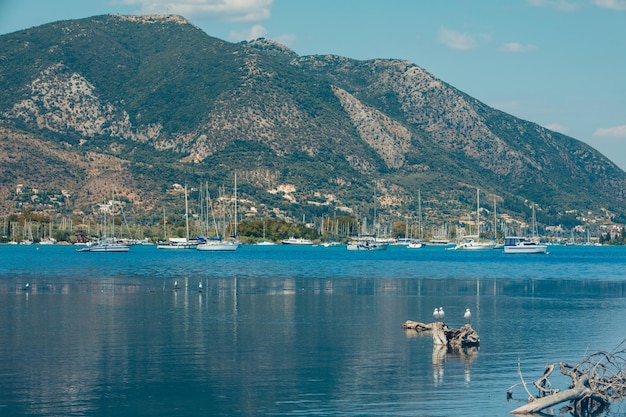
[509,339,626,415]
[402,320,480,349]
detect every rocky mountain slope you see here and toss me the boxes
[1,14,625,227]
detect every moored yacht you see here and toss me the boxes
[281,236,313,245]
[346,235,388,251]
[503,236,547,254]
[450,237,496,251]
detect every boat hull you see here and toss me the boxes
[503,236,547,254]
[281,238,313,245]
[452,238,496,250]
[346,243,388,251]
[157,243,197,249]
[77,244,130,252]
[197,242,239,251]
[503,245,547,254]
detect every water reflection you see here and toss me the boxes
[2,245,626,416]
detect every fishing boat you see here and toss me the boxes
[503,236,548,254]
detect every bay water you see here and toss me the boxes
[1,244,626,416]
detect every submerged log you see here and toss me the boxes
[511,375,591,415]
[508,339,626,416]
[445,324,480,349]
[401,320,434,332]
[402,320,480,349]
[432,321,447,346]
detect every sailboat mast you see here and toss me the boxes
[494,197,497,240]
[163,207,167,240]
[418,189,422,240]
[533,202,537,239]
[184,184,190,241]
[476,188,480,236]
[234,171,238,238]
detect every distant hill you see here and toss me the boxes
[1,14,625,231]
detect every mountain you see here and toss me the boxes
[1,14,625,231]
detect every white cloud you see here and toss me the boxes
[545,123,568,134]
[592,0,626,10]
[116,0,273,22]
[593,125,626,138]
[228,24,267,41]
[499,42,537,52]
[437,28,478,50]
[526,0,583,11]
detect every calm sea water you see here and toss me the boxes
[1,244,626,417]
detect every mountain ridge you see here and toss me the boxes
[1,14,625,230]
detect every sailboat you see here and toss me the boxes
[197,173,240,252]
[157,185,198,249]
[77,193,130,252]
[452,188,496,251]
[493,197,504,249]
[408,190,424,249]
[256,221,276,245]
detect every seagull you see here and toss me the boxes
[464,308,471,322]
[433,308,439,321]
[22,283,30,291]
[198,281,203,293]
[173,280,179,291]
[439,307,445,321]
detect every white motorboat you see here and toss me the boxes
[347,235,388,251]
[407,241,423,249]
[76,238,129,252]
[503,236,547,254]
[281,237,313,245]
[451,238,496,251]
[197,238,239,251]
[157,237,198,249]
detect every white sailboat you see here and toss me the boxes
[158,185,198,249]
[256,221,276,245]
[408,189,424,249]
[453,188,496,251]
[78,193,130,252]
[197,173,240,252]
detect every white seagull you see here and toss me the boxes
[464,308,471,322]
[433,308,439,321]
[439,307,445,321]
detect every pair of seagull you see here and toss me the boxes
[432,307,472,322]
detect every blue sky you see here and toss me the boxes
[2,0,626,170]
